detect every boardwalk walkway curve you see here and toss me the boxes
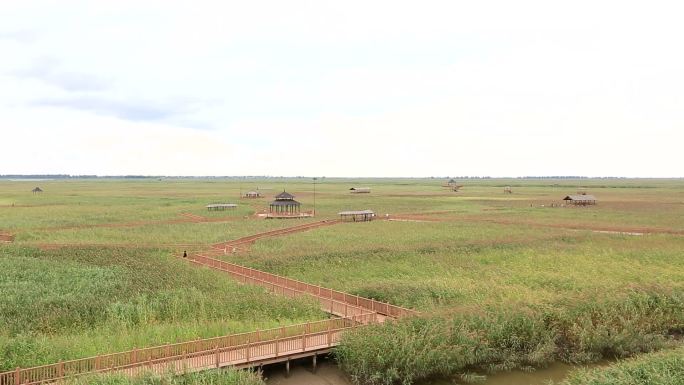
[0,221,417,384]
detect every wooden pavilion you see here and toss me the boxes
[563,194,597,206]
[338,210,374,222]
[32,187,43,194]
[269,191,301,215]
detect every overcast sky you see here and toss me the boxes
[1,1,682,177]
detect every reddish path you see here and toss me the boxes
[34,212,239,232]
[460,216,684,236]
[212,219,341,253]
[0,230,14,243]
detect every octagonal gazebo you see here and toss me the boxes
[269,191,301,216]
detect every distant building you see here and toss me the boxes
[338,210,375,222]
[349,187,371,194]
[563,194,597,206]
[244,191,261,198]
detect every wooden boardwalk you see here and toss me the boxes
[188,254,416,319]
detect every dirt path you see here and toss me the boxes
[212,220,341,253]
[33,212,240,232]
[382,211,683,235]
[0,230,14,243]
[33,242,206,251]
[460,216,684,236]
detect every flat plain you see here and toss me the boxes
[1,177,682,384]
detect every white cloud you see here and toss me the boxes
[0,1,682,176]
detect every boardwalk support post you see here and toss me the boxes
[285,359,290,377]
[312,353,317,373]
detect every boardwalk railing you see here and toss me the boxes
[190,254,418,318]
[189,256,371,318]
[0,313,377,385]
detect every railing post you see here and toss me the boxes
[14,367,20,385]
[301,327,306,351]
[327,324,332,346]
[57,360,64,379]
[344,303,348,317]
[275,337,279,357]
[246,340,251,362]
[215,345,220,368]
[131,347,137,364]
[95,355,101,371]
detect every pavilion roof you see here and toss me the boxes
[275,191,295,200]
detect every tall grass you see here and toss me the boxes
[558,346,684,385]
[335,290,684,385]
[0,246,323,370]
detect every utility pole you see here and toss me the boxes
[313,177,317,216]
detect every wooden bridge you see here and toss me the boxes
[0,314,377,385]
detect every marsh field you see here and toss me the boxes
[1,177,683,385]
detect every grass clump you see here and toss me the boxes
[335,290,683,385]
[558,346,684,385]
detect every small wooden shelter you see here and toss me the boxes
[32,187,43,194]
[563,194,597,206]
[338,210,374,222]
[206,203,237,211]
[269,191,301,215]
[349,187,371,194]
[244,191,261,198]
